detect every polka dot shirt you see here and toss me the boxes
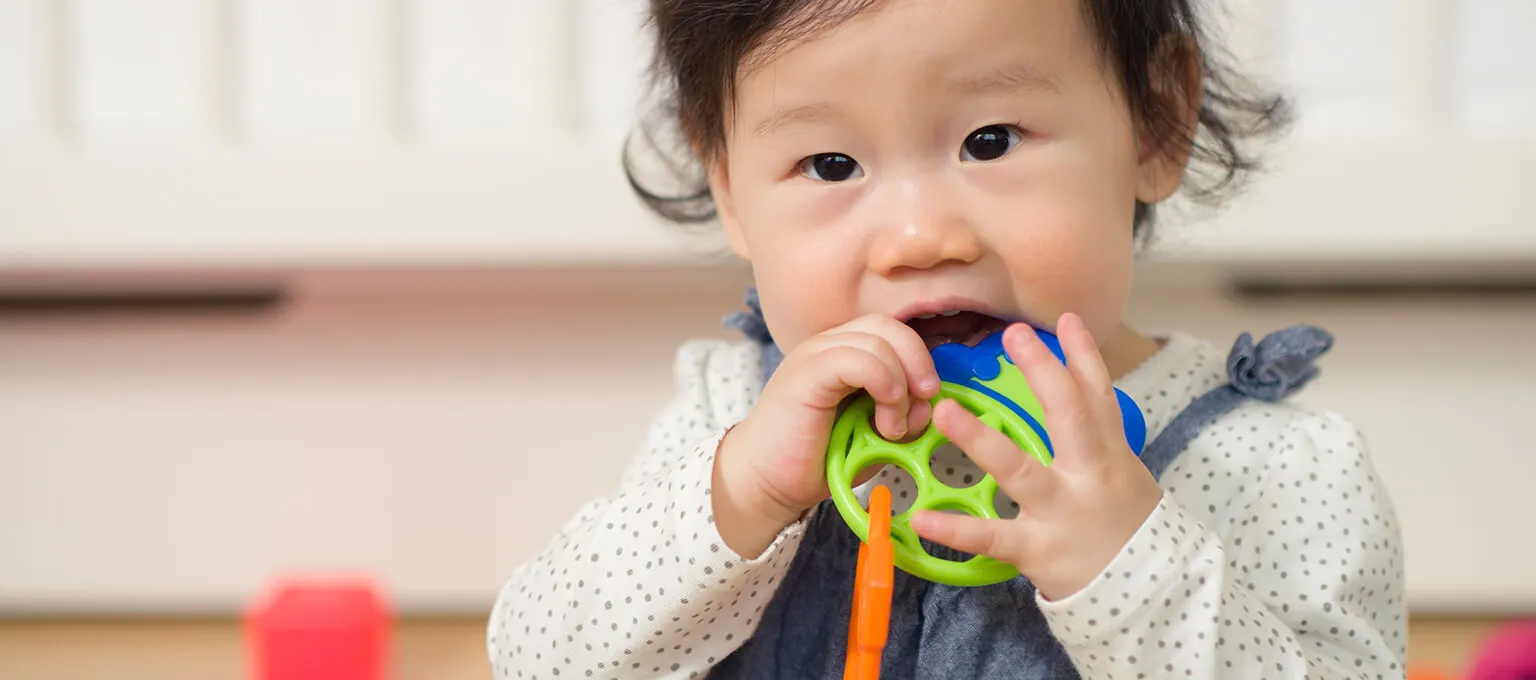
[488,333,1406,679]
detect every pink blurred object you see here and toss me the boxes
[1468,620,1536,680]
[245,575,391,680]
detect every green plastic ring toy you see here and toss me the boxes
[825,328,1149,587]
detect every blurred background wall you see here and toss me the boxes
[0,0,1532,625]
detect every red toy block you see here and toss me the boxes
[246,575,391,680]
[1469,619,1536,680]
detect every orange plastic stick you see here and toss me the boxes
[844,485,894,680]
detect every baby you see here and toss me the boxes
[490,0,1406,677]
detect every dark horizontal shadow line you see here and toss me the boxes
[0,288,288,315]
[1229,279,1536,300]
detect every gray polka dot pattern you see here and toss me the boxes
[489,334,1406,679]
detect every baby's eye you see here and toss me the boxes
[797,153,863,182]
[960,125,1021,162]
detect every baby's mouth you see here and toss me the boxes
[903,311,1013,351]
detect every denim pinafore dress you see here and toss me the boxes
[709,289,1333,679]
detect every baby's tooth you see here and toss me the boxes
[940,310,962,317]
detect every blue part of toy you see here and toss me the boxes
[934,357,1058,455]
[1034,330,1068,363]
[929,327,1147,456]
[1116,389,1147,454]
[1031,332,1148,453]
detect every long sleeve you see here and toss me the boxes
[1038,410,1407,679]
[488,340,809,679]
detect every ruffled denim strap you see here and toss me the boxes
[1138,325,1334,477]
[723,286,784,385]
[1226,326,1333,401]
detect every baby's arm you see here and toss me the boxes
[1037,411,1406,679]
[487,341,807,679]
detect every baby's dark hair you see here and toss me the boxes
[624,0,1289,238]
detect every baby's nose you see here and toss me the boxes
[867,186,983,276]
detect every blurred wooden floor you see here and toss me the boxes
[0,616,1518,680]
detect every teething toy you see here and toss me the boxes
[826,328,1148,587]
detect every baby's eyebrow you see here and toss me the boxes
[752,101,838,139]
[955,61,1062,95]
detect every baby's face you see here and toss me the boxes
[709,0,1186,354]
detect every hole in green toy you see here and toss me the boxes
[930,441,986,488]
[992,487,1020,519]
[932,548,980,562]
[853,463,919,515]
[892,526,924,552]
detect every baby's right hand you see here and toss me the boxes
[711,314,939,558]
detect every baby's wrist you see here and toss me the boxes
[1027,560,1103,603]
[1029,495,1167,602]
[710,424,804,559]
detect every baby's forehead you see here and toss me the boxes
[733,3,873,78]
[735,0,1099,81]
[732,2,1102,109]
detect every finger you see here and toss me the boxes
[842,314,942,400]
[832,332,915,440]
[1056,313,1122,439]
[903,399,933,443]
[932,399,1056,509]
[811,339,909,440]
[1002,323,1098,457]
[910,510,1020,564]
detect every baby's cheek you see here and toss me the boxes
[755,255,856,350]
[1009,209,1133,337]
[1067,238,1135,340]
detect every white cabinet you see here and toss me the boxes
[0,0,1530,269]
[68,0,216,143]
[1150,138,1536,265]
[1451,0,1536,132]
[232,0,391,142]
[572,0,652,143]
[1279,0,1442,135]
[406,0,566,143]
[0,144,718,267]
[0,0,47,142]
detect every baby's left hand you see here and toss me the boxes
[910,313,1164,602]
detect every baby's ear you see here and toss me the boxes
[708,157,751,260]
[1136,34,1204,204]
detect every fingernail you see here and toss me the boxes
[931,400,957,429]
[919,377,940,394]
